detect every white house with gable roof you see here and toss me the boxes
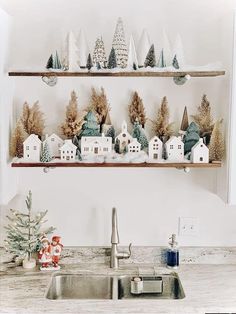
[23,134,41,162]
[191,138,209,163]
[115,121,133,153]
[44,133,64,158]
[60,139,77,161]
[148,136,163,161]
[165,136,184,161]
[81,134,112,156]
[128,138,141,153]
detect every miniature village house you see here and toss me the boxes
[148,136,163,161]
[128,138,141,153]
[191,138,209,163]
[44,133,64,158]
[60,139,77,161]
[165,136,184,161]
[115,121,133,153]
[23,134,42,162]
[81,134,112,156]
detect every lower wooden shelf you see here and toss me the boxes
[11,162,221,168]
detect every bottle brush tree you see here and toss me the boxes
[192,94,214,144]
[144,44,156,68]
[20,101,45,138]
[4,191,55,261]
[61,91,85,138]
[90,87,110,127]
[46,54,53,69]
[78,111,100,138]
[107,47,117,69]
[152,96,174,142]
[128,91,147,128]
[132,119,148,150]
[40,142,52,162]
[183,122,200,155]
[209,119,225,161]
[86,53,93,70]
[10,119,27,158]
[172,54,180,69]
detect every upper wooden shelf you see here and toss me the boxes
[11,162,222,168]
[8,70,226,78]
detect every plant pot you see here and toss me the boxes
[22,258,36,269]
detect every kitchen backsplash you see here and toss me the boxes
[1,246,236,267]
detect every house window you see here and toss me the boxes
[122,134,126,137]
[51,138,55,142]
[26,146,29,150]
[153,153,158,159]
[200,157,203,161]
[63,156,65,159]
[103,147,108,152]
[71,151,73,154]
[33,146,37,150]
[66,156,70,160]
[84,147,89,152]
[27,154,29,158]
[71,156,73,159]
[178,145,182,149]
[170,145,174,149]
[58,144,61,147]
[67,151,69,153]
[154,139,157,142]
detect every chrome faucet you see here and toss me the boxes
[110,207,132,269]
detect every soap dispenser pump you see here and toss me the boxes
[167,234,179,269]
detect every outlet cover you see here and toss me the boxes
[178,217,199,236]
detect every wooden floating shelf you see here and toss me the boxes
[11,162,222,168]
[8,70,226,78]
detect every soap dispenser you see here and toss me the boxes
[167,234,179,269]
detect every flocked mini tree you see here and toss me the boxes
[209,119,225,161]
[4,191,55,261]
[53,51,62,69]
[93,37,107,68]
[61,91,84,139]
[144,44,156,68]
[183,122,200,155]
[172,54,180,69]
[102,111,115,143]
[192,94,214,143]
[128,91,147,128]
[157,49,166,68]
[107,47,117,69]
[90,87,110,127]
[132,119,148,150]
[78,111,100,139]
[40,142,52,162]
[112,17,128,68]
[10,119,27,158]
[21,101,45,138]
[152,96,174,142]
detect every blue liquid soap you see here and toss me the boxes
[167,234,179,269]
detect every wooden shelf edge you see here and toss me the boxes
[11,162,222,168]
[8,70,226,78]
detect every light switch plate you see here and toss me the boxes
[178,217,199,236]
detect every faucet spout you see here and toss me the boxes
[111,207,119,244]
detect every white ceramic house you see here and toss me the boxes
[165,136,184,162]
[128,138,141,153]
[23,134,42,162]
[60,139,77,161]
[148,136,163,161]
[81,134,112,156]
[115,121,133,153]
[44,133,64,158]
[191,138,209,163]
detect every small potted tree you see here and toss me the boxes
[4,191,55,269]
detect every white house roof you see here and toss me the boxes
[23,134,41,145]
[60,139,77,151]
[81,135,111,145]
[128,138,141,147]
[191,138,208,151]
[149,136,162,144]
[44,133,64,143]
[165,136,183,146]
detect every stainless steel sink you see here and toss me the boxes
[46,273,185,300]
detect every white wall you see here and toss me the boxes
[0,0,236,247]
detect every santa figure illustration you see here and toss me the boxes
[38,236,52,269]
[51,236,63,269]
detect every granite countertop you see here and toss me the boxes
[0,263,236,314]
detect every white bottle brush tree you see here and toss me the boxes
[4,191,55,266]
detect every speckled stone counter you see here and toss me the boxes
[1,263,236,314]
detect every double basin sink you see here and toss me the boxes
[46,272,185,300]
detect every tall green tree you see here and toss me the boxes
[78,111,100,138]
[107,47,117,69]
[144,44,156,68]
[132,120,148,149]
[183,122,200,154]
